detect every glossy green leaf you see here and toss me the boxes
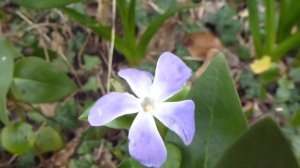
[0,37,16,124]
[12,0,82,9]
[11,57,77,103]
[1,122,34,155]
[166,54,247,168]
[35,126,63,153]
[215,117,299,168]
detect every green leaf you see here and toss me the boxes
[118,158,144,168]
[35,126,63,153]
[83,77,99,92]
[105,115,134,130]
[215,117,299,168]
[166,54,247,168]
[1,122,34,155]
[11,57,77,103]
[12,0,82,9]
[83,55,101,71]
[161,143,182,168]
[54,99,79,129]
[289,68,300,82]
[0,37,16,124]
[79,106,91,121]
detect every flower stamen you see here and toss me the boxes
[141,97,155,112]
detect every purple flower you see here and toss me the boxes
[88,52,195,167]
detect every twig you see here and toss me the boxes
[106,0,116,92]
[77,32,91,69]
[147,0,164,14]
[16,11,50,62]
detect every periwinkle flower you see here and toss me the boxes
[88,52,195,167]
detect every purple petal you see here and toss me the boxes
[129,112,167,167]
[88,92,141,126]
[153,100,195,145]
[118,68,153,99]
[151,52,192,101]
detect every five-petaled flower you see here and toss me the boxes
[88,52,195,167]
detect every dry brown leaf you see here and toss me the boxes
[51,139,80,167]
[183,31,223,60]
[144,17,178,59]
[36,103,57,117]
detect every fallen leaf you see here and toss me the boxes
[250,56,272,74]
[36,103,57,117]
[51,139,80,167]
[183,31,223,60]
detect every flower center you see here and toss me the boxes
[141,97,155,112]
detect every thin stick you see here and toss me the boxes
[16,11,50,62]
[106,0,116,92]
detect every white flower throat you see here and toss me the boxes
[141,97,155,112]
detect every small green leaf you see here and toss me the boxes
[289,68,300,82]
[166,54,247,168]
[1,122,34,155]
[83,77,99,92]
[215,117,299,168]
[54,100,79,129]
[161,143,182,168]
[12,0,82,9]
[0,37,16,124]
[35,126,63,153]
[83,55,101,71]
[11,57,77,103]
[79,106,91,121]
[105,115,134,130]
[118,158,144,168]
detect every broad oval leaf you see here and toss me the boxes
[12,0,82,9]
[11,57,77,103]
[1,122,34,155]
[35,126,63,153]
[166,54,247,168]
[0,37,17,124]
[215,117,299,168]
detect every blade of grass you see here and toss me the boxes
[264,0,276,55]
[277,0,289,42]
[247,0,263,57]
[277,0,300,42]
[116,0,136,60]
[271,30,300,60]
